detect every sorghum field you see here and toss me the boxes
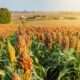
[1,18,80,80]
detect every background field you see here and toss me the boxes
[1,12,80,37]
[0,12,80,80]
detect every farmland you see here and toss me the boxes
[1,19,80,37]
[1,12,80,80]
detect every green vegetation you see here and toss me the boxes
[0,8,11,24]
[31,37,80,80]
[0,33,80,80]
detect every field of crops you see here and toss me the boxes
[0,19,80,80]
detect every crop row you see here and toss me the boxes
[18,26,80,53]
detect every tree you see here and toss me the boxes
[0,8,11,24]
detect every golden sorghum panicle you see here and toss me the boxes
[19,53,32,71]
[48,32,53,48]
[57,32,63,46]
[7,40,16,63]
[70,35,77,49]
[18,34,32,70]
[17,30,32,80]
[22,70,32,80]
[63,35,70,50]
[52,32,57,42]
[11,73,21,80]
[76,38,80,53]
[38,33,42,41]
[25,33,32,49]
[44,33,52,48]
[18,34,29,55]
[40,33,45,42]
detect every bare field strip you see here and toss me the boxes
[25,20,80,27]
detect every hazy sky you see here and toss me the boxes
[0,0,80,11]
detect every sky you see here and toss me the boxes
[0,0,80,11]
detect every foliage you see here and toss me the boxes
[0,8,11,24]
[0,33,80,80]
[31,37,80,80]
[0,34,22,80]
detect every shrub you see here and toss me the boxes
[0,8,11,23]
